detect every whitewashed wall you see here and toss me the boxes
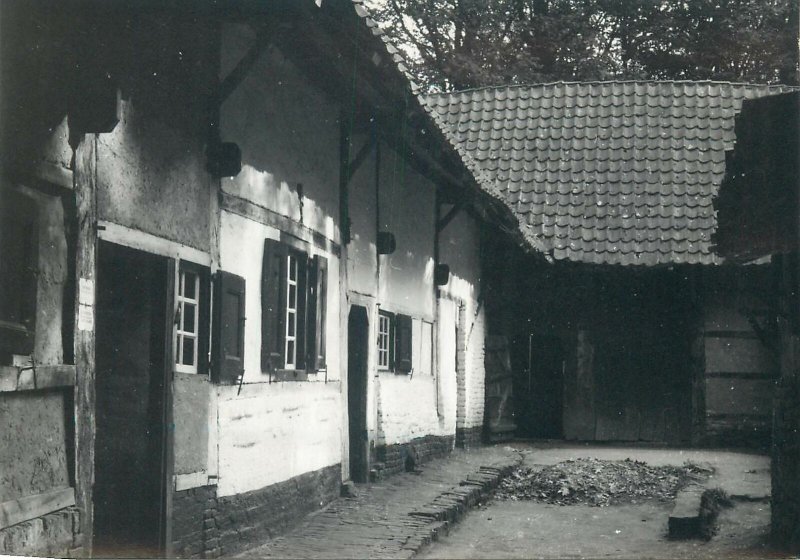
[213,23,345,496]
[439,209,485,432]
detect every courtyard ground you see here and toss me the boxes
[237,442,785,560]
[420,442,779,560]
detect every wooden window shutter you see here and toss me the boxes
[0,190,38,358]
[198,267,212,374]
[395,314,413,373]
[387,312,396,370]
[294,249,308,371]
[261,239,287,372]
[305,255,328,372]
[212,271,246,384]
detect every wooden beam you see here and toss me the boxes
[162,258,177,558]
[72,133,97,555]
[220,191,341,256]
[437,201,465,233]
[97,220,212,266]
[346,138,374,186]
[0,487,76,530]
[0,364,77,392]
[339,111,353,244]
[218,25,273,104]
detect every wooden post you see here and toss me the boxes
[72,133,97,555]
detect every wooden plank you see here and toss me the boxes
[220,191,341,256]
[36,365,77,389]
[98,220,212,266]
[0,364,76,392]
[0,487,75,530]
[73,133,97,554]
[163,258,176,557]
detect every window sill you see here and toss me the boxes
[378,369,413,376]
[0,364,77,393]
[271,369,310,382]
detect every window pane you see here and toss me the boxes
[287,311,295,335]
[288,284,296,308]
[286,340,295,365]
[288,255,297,281]
[182,337,195,366]
[183,302,196,333]
[183,272,197,298]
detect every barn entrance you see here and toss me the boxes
[94,241,170,557]
[347,305,369,482]
[515,334,564,439]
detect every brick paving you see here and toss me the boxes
[235,446,521,559]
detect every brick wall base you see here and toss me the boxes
[456,426,483,449]
[171,465,341,558]
[214,463,340,558]
[372,434,455,480]
[0,506,83,558]
[172,485,218,559]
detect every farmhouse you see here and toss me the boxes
[0,1,516,557]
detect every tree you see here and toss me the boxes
[368,0,798,91]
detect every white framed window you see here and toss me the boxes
[176,268,201,373]
[285,253,299,369]
[377,312,392,370]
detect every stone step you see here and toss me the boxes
[669,485,723,540]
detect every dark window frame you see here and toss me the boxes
[376,310,413,375]
[261,238,328,380]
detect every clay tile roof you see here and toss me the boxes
[423,81,796,266]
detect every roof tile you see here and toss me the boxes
[423,80,797,266]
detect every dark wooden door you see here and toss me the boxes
[347,306,369,482]
[94,242,169,557]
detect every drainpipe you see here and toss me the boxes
[434,187,443,417]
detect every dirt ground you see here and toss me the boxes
[418,443,786,560]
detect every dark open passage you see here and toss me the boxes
[94,241,170,557]
[348,305,369,483]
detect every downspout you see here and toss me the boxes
[434,187,443,417]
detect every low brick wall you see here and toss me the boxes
[215,463,340,557]
[172,485,218,559]
[456,426,483,449]
[171,464,341,558]
[0,506,82,558]
[372,434,454,480]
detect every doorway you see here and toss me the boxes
[516,334,565,439]
[347,305,369,482]
[94,241,170,557]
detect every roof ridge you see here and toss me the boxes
[423,80,799,99]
